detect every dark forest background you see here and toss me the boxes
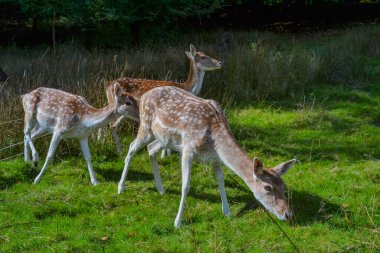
[1,0,379,48]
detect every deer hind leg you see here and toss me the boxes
[118,130,154,194]
[160,148,172,158]
[26,126,46,166]
[111,115,126,155]
[174,146,193,228]
[23,117,39,166]
[80,137,98,185]
[31,126,45,139]
[147,139,165,195]
[213,162,231,216]
[24,128,31,162]
[34,132,61,184]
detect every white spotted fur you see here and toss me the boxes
[22,82,139,185]
[118,86,297,228]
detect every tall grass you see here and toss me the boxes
[222,26,380,100]
[0,25,379,160]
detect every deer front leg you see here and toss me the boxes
[80,137,98,185]
[111,115,125,155]
[147,140,165,195]
[174,147,193,228]
[34,132,61,184]
[118,137,148,194]
[213,162,231,216]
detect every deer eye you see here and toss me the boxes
[264,185,272,192]
[126,101,132,106]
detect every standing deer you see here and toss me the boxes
[118,86,296,228]
[22,82,139,185]
[101,44,222,155]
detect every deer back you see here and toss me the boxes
[23,88,94,132]
[140,86,228,150]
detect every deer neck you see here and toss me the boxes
[182,60,205,95]
[213,125,254,184]
[83,104,120,130]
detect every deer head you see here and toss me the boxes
[249,158,296,221]
[185,44,222,71]
[113,82,140,121]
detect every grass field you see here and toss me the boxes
[0,26,379,252]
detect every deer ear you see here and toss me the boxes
[253,157,263,179]
[185,51,194,60]
[133,96,141,106]
[113,82,124,97]
[189,44,196,56]
[272,159,296,176]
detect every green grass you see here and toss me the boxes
[1,83,379,252]
[0,25,379,252]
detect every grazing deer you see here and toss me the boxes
[22,82,139,185]
[118,86,296,228]
[101,44,222,155]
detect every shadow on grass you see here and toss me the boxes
[0,162,37,190]
[227,172,343,225]
[163,183,342,227]
[289,190,342,226]
[230,85,380,161]
[227,187,342,226]
[0,177,19,190]
[231,120,380,162]
[96,167,154,182]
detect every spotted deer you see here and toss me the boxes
[101,44,222,155]
[22,82,139,185]
[118,86,296,228]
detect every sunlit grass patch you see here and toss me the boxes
[1,26,380,252]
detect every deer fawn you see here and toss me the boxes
[101,44,222,155]
[22,82,139,185]
[118,86,296,228]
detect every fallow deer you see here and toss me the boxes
[102,44,222,155]
[22,82,139,185]
[118,86,296,228]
